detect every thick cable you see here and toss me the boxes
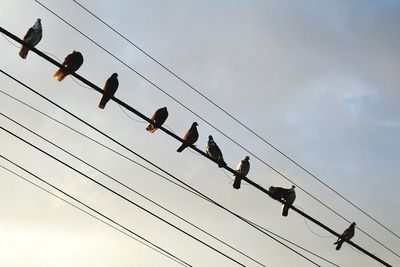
[0,163,191,267]
[69,0,400,241]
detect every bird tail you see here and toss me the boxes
[98,96,107,109]
[335,241,343,250]
[53,69,67,81]
[176,143,186,152]
[19,46,29,59]
[232,176,241,189]
[281,204,289,217]
[146,124,157,133]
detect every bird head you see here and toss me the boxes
[192,122,198,127]
[33,19,42,29]
[112,73,118,77]
[208,135,213,140]
[244,156,250,161]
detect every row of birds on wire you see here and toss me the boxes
[13,18,357,250]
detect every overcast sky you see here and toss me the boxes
[0,0,399,266]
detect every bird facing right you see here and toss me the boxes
[232,156,250,189]
[334,222,356,250]
[99,73,119,109]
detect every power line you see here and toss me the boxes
[0,112,266,267]
[0,163,192,267]
[24,4,400,257]
[0,126,249,267]
[69,0,400,242]
[0,35,394,265]
[0,88,340,267]
[34,0,400,245]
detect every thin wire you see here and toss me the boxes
[2,32,20,47]
[30,2,400,256]
[0,112,267,267]
[0,89,203,199]
[0,83,331,266]
[0,126,248,267]
[0,61,392,266]
[297,206,334,239]
[69,0,400,241]
[119,104,147,123]
[0,163,191,267]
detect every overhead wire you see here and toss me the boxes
[0,81,338,267]
[0,27,393,266]
[29,1,400,256]
[0,163,192,267]
[0,112,267,267]
[68,0,400,241]
[0,126,249,267]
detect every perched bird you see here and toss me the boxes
[206,135,226,167]
[268,185,296,216]
[19,18,42,59]
[334,222,356,250]
[177,122,199,152]
[232,156,250,189]
[53,50,84,81]
[99,73,119,109]
[146,107,168,133]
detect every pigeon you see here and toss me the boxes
[53,50,84,81]
[146,107,168,133]
[206,135,226,167]
[334,222,356,250]
[268,185,296,216]
[232,156,250,189]
[99,73,119,109]
[177,122,199,152]
[19,18,42,59]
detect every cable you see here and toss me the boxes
[0,126,249,267]
[1,27,397,264]
[0,163,191,267]
[0,89,203,199]
[0,112,266,267]
[27,2,400,255]
[69,0,400,241]
[0,82,335,266]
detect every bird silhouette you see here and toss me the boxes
[334,222,356,250]
[177,122,198,152]
[206,135,226,167]
[268,185,296,216]
[99,73,119,109]
[146,107,168,133]
[53,50,84,81]
[232,156,250,189]
[19,18,42,59]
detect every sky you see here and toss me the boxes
[0,0,399,266]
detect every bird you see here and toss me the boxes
[268,185,296,216]
[99,73,119,109]
[281,185,295,217]
[232,156,250,189]
[177,122,199,152]
[146,107,168,133]
[334,222,356,250]
[53,50,84,81]
[206,135,226,167]
[19,18,42,59]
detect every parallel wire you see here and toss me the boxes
[0,27,393,265]
[0,126,248,267]
[0,112,266,267]
[29,2,400,257]
[0,81,335,267]
[69,0,400,241]
[0,163,191,267]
